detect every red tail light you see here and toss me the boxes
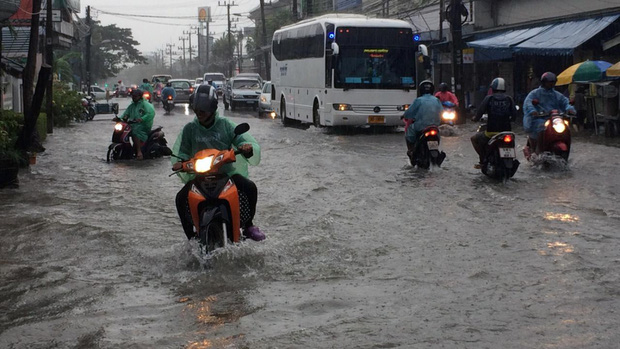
[189,87,195,93]
[503,135,513,143]
[429,129,437,136]
[143,92,151,99]
[167,95,173,100]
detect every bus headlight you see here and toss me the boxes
[333,103,352,111]
[397,104,410,111]
[194,155,214,173]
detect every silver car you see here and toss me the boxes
[258,81,275,118]
[169,79,194,104]
[223,77,262,111]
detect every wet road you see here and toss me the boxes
[1,97,620,348]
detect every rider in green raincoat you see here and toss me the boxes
[171,84,265,241]
[120,89,155,159]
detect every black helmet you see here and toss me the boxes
[130,89,143,98]
[419,80,434,95]
[541,72,557,84]
[490,77,506,92]
[439,82,448,92]
[143,78,149,83]
[166,82,172,87]
[193,84,218,113]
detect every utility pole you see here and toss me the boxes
[447,0,466,123]
[237,30,243,73]
[439,0,444,84]
[85,6,91,94]
[179,35,187,67]
[187,27,198,64]
[166,43,175,75]
[45,0,53,133]
[259,0,270,79]
[219,1,237,77]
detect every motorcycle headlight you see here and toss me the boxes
[194,155,214,173]
[552,118,566,133]
[442,111,456,120]
[114,123,123,131]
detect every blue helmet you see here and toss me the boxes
[490,77,506,92]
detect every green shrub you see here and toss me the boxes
[44,81,83,127]
[0,109,24,162]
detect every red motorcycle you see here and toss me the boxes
[524,108,571,162]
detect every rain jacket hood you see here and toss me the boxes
[403,94,442,143]
[171,111,261,183]
[523,87,576,137]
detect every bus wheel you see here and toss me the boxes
[313,100,321,127]
[281,98,291,126]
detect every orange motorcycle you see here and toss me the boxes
[173,123,251,253]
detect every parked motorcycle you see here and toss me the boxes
[440,101,457,125]
[172,123,251,254]
[80,95,97,121]
[106,105,171,162]
[524,107,571,163]
[163,95,175,115]
[408,125,446,169]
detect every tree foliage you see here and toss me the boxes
[208,32,238,73]
[90,21,148,81]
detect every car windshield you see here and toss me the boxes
[171,81,190,89]
[233,80,261,90]
[153,75,172,84]
[204,74,225,82]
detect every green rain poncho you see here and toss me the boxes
[120,99,155,142]
[171,111,261,184]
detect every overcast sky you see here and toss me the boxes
[81,0,260,56]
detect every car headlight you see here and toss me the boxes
[333,103,352,111]
[194,155,214,173]
[260,96,267,103]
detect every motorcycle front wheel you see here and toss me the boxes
[200,220,228,254]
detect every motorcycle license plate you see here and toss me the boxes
[368,115,385,124]
[427,141,439,150]
[499,147,516,158]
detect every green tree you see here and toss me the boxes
[90,21,147,81]
[209,32,238,73]
[53,51,81,84]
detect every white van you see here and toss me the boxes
[202,72,227,97]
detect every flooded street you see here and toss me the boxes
[1,98,620,348]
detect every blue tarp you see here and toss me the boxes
[515,15,619,54]
[466,14,619,57]
[468,25,551,49]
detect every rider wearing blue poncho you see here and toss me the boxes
[523,72,576,154]
[171,84,265,241]
[403,80,442,160]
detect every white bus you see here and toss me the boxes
[270,14,419,127]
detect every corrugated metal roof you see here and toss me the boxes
[2,27,32,58]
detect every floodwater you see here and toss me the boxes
[1,98,620,348]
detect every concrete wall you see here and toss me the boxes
[474,0,620,30]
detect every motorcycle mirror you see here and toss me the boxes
[234,123,250,135]
[331,42,339,55]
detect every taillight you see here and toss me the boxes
[144,92,151,99]
[503,135,513,143]
[189,87,194,93]
[167,95,173,100]
[425,129,437,137]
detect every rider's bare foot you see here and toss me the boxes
[136,153,144,160]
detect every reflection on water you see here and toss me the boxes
[544,212,580,223]
[539,241,575,256]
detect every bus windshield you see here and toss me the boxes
[333,27,416,90]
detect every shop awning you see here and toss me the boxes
[515,15,619,54]
[466,14,619,56]
[468,25,551,49]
